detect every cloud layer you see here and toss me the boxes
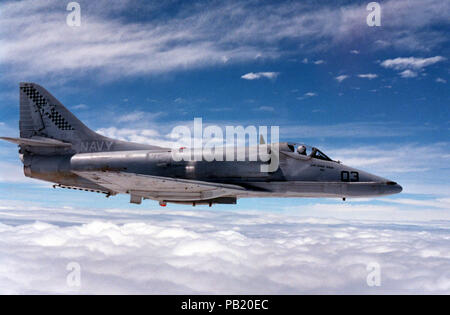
[0,204,449,294]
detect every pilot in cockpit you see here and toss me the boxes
[295,144,333,161]
[297,145,307,155]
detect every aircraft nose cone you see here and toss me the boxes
[385,181,402,195]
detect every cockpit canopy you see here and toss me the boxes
[281,142,334,162]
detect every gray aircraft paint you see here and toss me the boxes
[1,83,402,206]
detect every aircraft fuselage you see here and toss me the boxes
[23,147,402,204]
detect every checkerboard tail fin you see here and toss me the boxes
[12,82,164,153]
[19,82,100,142]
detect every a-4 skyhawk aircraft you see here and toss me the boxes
[1,83,402,206]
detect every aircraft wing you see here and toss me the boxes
[73,170,247,202]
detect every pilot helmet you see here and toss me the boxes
[297,145,306,154]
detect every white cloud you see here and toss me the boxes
[297,92,317,100]
[241,72,279,80]
[72,104,88,110]
[399,69,418,78]
[0,206,448,294]
[117,112,145,123]
[173,97,186,104]
[0,1,268,81]
[116,111,164,123]
[300,58,325,65]
[96,126,177,148]
[358,73,378,79]
[379,56,446,79]
[350,50,360,54]
[255,106,274,112]
[335,75,349,82]
[374,40,391,48]
[436,78,447,83]
[0,0,448,81]
[380,56,446,70]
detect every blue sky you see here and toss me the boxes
[0,0,449,220]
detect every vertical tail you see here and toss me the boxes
[17,82,161,153]
[20,82,98,141]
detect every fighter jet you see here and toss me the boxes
[0,83,402,206]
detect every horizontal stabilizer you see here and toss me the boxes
[0,136,72,147]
